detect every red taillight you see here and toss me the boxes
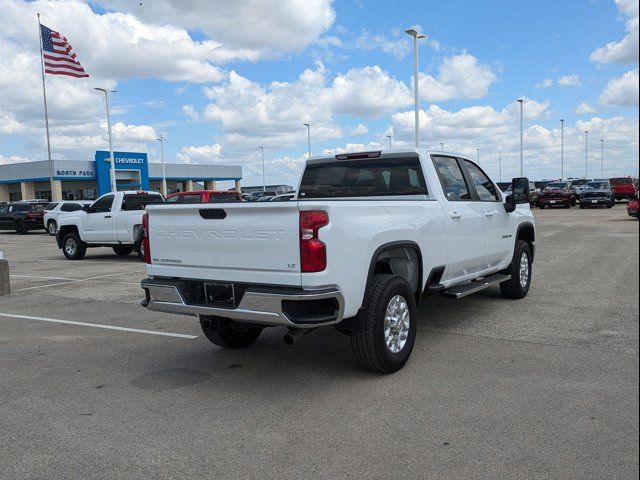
[142,212,151,264]
[300,210,328,273]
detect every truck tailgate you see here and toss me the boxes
[145,203,302,286]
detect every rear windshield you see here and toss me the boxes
[299,157,428,198]
[610,178,633,186]
[121,194,164,211]
[208,193,242,202]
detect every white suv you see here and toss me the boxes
[43,201,92,236]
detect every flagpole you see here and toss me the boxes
[37,13,55,201]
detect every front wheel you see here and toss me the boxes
[350,274,417,373]
[113,245,134,256]
[539,204,545,209]
[62,232,86,260]
[199,316,263,348]
[564,201,571,209]
[47,221,57,236]
[500,240,532,299]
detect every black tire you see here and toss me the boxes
[606,202,613,209]
[570,198,576,207]
[580,203,586,209]
[113,245,134,256]
[199,316,263,348]
[135,239,145,261]
[564,201,571,209]
[15,221,28,235]
[62,232,86,260]
[539,204,545,209]
[350,274,417,373]
[47,220,57,236]
[500,240,532,299]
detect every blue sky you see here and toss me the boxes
[0,0,638,186]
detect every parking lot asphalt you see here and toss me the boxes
[1,206,638,480]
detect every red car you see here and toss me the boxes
[164,190,243,204]
[627,197,639,219]
[610,177,638,201]
[538,181,575,209]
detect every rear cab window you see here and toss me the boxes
[208,193,242,203]
[298,155,428,198]
[121,193,164,211]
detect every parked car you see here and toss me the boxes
[0,201,48,234]
[569,179,592,201]
[538,182,576,208]
[140,149,535,373]
[56,190,163,260]
[579,181,615,209]
[627,196,639,219]
[164,190,242,204]
[497,182,511,192]
[534,181,553,191]
[43,201,92,236]
[610,177,638,201]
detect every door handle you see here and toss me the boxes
[104,215,112,218]
[449,212,462,219]
[485,210,498,217]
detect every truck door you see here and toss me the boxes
[461,159,513,268]
[432,156,486,281]
[83,193,115,242]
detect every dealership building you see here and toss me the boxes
[0,151,242,202]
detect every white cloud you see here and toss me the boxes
[575,102,596,115]
[99,0,335,52]
[557,74,581,86]
[353,30,410,59]
[176,144,223,163]
[536,78,553,88]
[0,154,31,165]
[350,124,369,135]
[590,1,639,64]
[599,68,639,106]
[418,54,498,102]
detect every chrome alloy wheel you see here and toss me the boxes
[519,251,529,288]
[64,238,77,256]
[48,222,56,235]
[384,295,410,354]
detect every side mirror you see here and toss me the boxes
[82,204,90,212]
[511,177,530,204]
[504,177,530,212]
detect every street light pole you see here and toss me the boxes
[517,98,524,177]
[585,130,589,178]
[387,135,392,148]
[498,149,502,182]
[303,123,311,157]
[94,88,117,192]
[259,146,265,192]
[156,135,167,196]
[600,139,604,178]
[440,142,444,150]
[560,119,564,180]
[476,148,480,164]
[405,28,426,148]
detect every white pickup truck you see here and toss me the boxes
[56,190,163,260]
[140,149,535,372]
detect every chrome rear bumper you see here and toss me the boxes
[140,277,344,328]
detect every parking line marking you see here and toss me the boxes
[12,269,145,292]
[12,275,76,280]
[0,312,198,339]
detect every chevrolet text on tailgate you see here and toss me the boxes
[140,149,535,373]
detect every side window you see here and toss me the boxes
[91,194,114,213]
[0,205,8,215]
[181,194,202,203]
[45,203,59,211]
[61,203,83,212]
[463,160,499,201]
[164,195,180,203]
[432,156,471,201]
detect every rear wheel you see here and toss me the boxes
[113,245,134,256]
[539,204,545,209]
[135,239,145,261]
[199,316,263,348]
[47,220,57,236]
[62,232,86,260]
[500,240,532,299]
[580,203,586,209]
[15,221,28,235]
[350,274,417,373]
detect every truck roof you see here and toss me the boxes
[306,148,466,165]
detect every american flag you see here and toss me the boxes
[40,23,88,78]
